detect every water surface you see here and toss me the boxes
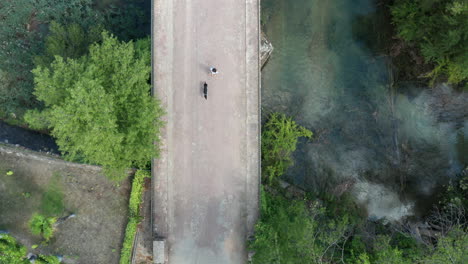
[261,0,467,220]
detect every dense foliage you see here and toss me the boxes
[0,0,151,121]
[25,33,164,180]
[0,234,27,264]
[119,170,150,264]
[391,0,468,88]
[0,234,59,264]
[0,0,103,117]
[251,189,351,263]
[251,181,468,264]
[34,21,103,68]
[102,0,151,42]
[251,114,468,263]
[29,214,57,242]
[262,113,312,183]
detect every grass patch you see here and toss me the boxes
[119,170,150,264]
[40,173,65,216]
[29,214,57,242]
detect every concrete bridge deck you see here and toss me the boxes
[151,0,260,263]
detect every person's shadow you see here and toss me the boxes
[200,81,208,100]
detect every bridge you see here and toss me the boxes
[151,0,260,263]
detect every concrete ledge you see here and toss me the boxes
[151,0,171,241]
[245,0,261,237]
[153,239,166,264]
[0,143,102,171]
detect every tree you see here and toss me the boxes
[391,0,468,88]
[29,214,57,242]
[423,228,468,264]
[250,189,350,264]
[371,236,411,264]
[34,21,103,68]
[0,0,104,117]
[261,113,312,183]
[25,32,164,180]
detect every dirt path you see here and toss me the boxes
[152,0,260,263]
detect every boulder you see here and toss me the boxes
[260,31,274,69]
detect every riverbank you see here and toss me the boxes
[0,121,59,154]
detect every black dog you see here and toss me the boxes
[203,82,208,100]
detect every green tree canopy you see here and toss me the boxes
[0,0,103,116]
[424,228,468,264]
[34,21,103,68]
[25,32,164,180]
[261,113,312,184]
[391,0,468,88]
[250,189,350,264]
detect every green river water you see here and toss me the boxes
[261,0,467,221]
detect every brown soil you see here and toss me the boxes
[0,143,130,264]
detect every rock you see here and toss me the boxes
[278,179,290,189]
[284,184,306,199]
[260,31,274,69]
[248,250,256,261]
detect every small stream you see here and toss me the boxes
[261,0,467,220]
[0,121,59,154]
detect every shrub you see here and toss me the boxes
[0,234,27,264]
[29,214,57,242]
[119,170,150,264]
[128,170,150,217]
[35,255,61,264]
[119,217,138,264]
[261,113,312,184]
[0,234,60,263]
